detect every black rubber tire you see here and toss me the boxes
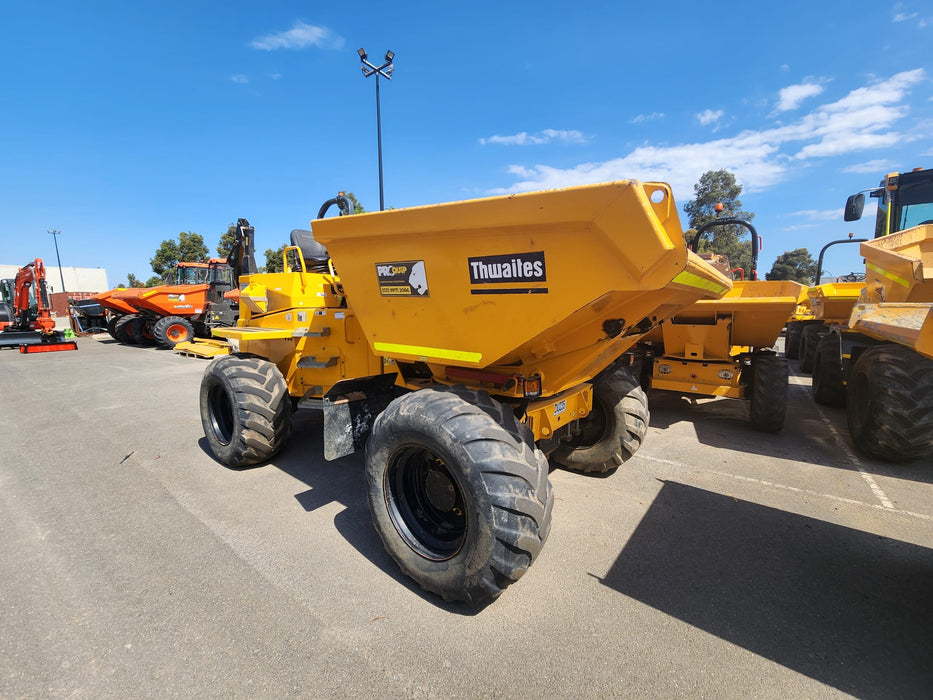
[749,353,788,432]
[113,314,139,344]
[154,315,195,347]
[785,322,802,360]
[799,325,825,374]
[812,333,846,406]
[199,354,292,467]
[365,385,553,604]
[106,315,121,339]
[846,345,933,462]
[550,367,649,474]
[128,316,156,345]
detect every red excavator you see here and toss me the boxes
[0,258,78,353]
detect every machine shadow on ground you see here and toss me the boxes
[598,480,933,698]
[198,409,491,615]
[645,388,933,486]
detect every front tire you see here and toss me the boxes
[550,367,649,474]
[199,354,292,467]
[749,353,788,432]
[154,315,195,347]
[846,345,933,462]
[365,385,553,604]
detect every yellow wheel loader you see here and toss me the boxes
[812,168,933,461]
[633,218,804,432]
[198,182,732,603]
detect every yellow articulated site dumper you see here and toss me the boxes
[198,182,732,604]
[811,167,933,461]
[631,218,804,432]
[790,235,867,372]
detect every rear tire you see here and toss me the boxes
[813,333,846,406]
[106,315,121,339]
[799,325,825,374]
[199,354,292,467]
[550,367,649,474]
[154,315,195,347]
[113,314,138,344]
[749,353,788,432]
[128,316,156,345]
[785,322,802,360]
[365,385,553,604]
[846,345,933,462]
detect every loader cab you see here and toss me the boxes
[173,262,212,285]
[845,168,933,237]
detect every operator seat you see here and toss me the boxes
[290,229,330,273]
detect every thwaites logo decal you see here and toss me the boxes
[376,260,429,297]
[468,251,548,294]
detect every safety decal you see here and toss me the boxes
[376,260,429,297]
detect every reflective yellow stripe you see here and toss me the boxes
[866,262,910,288]
[141,289,159,298]
[672,270,728,296]
[374,341,483,364]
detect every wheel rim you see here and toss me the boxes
[385,446,467,560]
[208,384,235,445]
[167,324,188,342]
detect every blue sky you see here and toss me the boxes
[2,1,931,287]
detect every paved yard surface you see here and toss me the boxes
[2,336,931,698]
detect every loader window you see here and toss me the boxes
[210,265,234,285]
[893,178,933,230]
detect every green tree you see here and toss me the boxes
[682,170,756,278]
[150,231,209,276]
[343,192,366,214]
[263,245,285,273]
[766,248,816,284]
[125,273,146,288]
[217,223,237,258]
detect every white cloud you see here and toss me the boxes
[250,21,344,51]
[776,81,824,111]
[893,11,917,21]
[631,112,664,124]
[230,74,248,84]
[697,109,724,126]
[479,129,586,146]
[786,208,845,221]
[486,69,926,201]
[843,159,894,174]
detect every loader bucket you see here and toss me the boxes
[311,181,732,395]
[859,223,933,304]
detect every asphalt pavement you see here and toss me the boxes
[2,335,931,698]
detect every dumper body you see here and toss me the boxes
[200,181,733,604]
[808,167,933,461]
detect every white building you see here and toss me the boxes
[0,264,109,294]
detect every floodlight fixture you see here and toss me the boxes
[358,48,396,211]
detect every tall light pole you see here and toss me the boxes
[358,48,394,211]
[48,229,66,293]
